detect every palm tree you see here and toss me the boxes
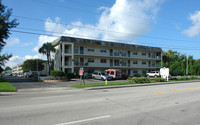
[38,42,55,67]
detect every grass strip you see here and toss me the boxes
[72,82,133,88]
[0,82,17,92]
[72,77,200,88]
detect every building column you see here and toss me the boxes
[62,43,65,72]
[71,43,74,73]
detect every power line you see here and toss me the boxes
[15,27,200,49]
[10,29,200,50]
[12,15,200,43]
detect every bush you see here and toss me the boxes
[191,76,197,80]
[180,76,189,80]
[129,77,151,84]
[50,70,64,78]
[0,77,6,82]
[171,77,178,80]
[154,77,166,82]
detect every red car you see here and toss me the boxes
[121,73,130,79]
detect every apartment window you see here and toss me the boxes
[151,53,155,58]
[121,60,126,66]
[65,45,70,53]
[88,47,94,52]
[100,48,106,53]
[133,70,138,74]
[80,46,84,54]
[88,69,94,74]
[74,58,79,66]
[100,59,107,63]
[142,52,146,56]
[142,61,146,65]
[114,50,119,56]
[114,60,120,66]
[133,51,138,55]
[133,60,138,64]
[152,62,156,67]
[121,50,126,57]
[74,46,78,53]
[88,58,94,63]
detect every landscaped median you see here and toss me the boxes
[72,76,200,88]
[0,82,17,92]
[0,78,17,92]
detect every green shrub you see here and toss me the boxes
[0,77,6,82]
[154,77,166,82]
[181,76,189,80]
[190,76,197,80]
[130,77,151,84]
[171,77,178,80]
[50,70,64,78]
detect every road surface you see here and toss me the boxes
[1,81,200,125]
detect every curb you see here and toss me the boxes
[0,92,18,96]
[85,80,200,90]
[18,87,70,92]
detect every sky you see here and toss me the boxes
[2,0,200,68]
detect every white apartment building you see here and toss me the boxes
[12,64,23,74]
[53,36,163,76]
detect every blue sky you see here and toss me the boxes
[2,0,200,67]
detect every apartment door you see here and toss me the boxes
[128,69,130,75]
[80,58,84,66]
[128,60,130,67]
[110,59,113,67]
[149,61,151,67]
[110,49,113,56]
[80,46,84,54]
[128,51,130,57]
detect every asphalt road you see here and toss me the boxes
[1,81,200,125]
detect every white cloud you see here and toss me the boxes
[6,54,47,68]
[36,0,164,45]
[23,42,33,46]
[182,11,200,37]
[6,38,20,47]
[6,56,24,68]
[33,35,57,52]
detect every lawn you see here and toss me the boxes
[0,82,17,92]
[72,82,132,88]
[72,76,200,88]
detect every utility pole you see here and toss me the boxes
[186,55,188,76]
[37,59,39,80]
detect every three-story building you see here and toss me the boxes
[53,36,163,76]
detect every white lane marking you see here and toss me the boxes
[55,115,111,125]
[31,95,72,100]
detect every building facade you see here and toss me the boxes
[12,64,23,75]
[53,36,163,76]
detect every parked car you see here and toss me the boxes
[105,69,122,79]
[146,71,160,77]
[92,72,112,81]
[121,73,130,79]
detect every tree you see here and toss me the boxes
[38,42,55,66]
[5,66,11,71]
[0,0,18,66]
[22,59,44,72]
